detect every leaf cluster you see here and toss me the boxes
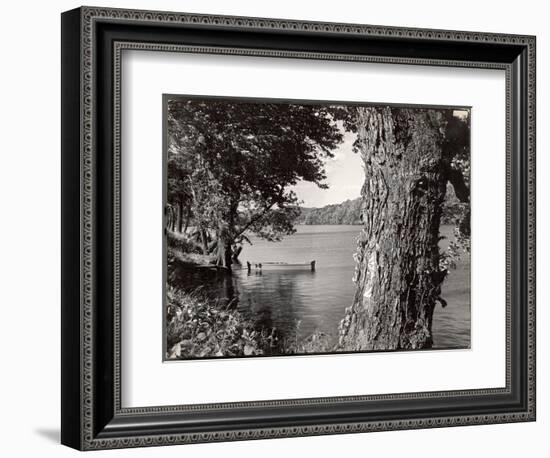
[166,287,278,358]
[167,99,344,242]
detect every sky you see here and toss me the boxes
[292,109,470,208]
[291,129,363,208]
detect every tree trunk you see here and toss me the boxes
[215,237,233,269]
[174,202,180,233]
[215,201,238,269]
[339,107,449,351]
[199,227,209,255]
[169,205,176,232]
[183,204,191,233]
[232,245,243,261]
[176,201,184,233]
[215,223,233,270]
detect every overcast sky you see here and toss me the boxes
[292,109,470,208]
[291,129,363,208]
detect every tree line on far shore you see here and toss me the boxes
[294,184,466,226]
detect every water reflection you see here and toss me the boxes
[168,225,470,349]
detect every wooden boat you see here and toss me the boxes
[246,260,316,271]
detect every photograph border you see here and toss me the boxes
[161,93,473,362]
[61,6,536,450]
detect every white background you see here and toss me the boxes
[123,52,505,407]
[0,0,546,457]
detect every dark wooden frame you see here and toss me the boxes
[61,6,536,450]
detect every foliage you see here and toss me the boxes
[439,227,471,273]
[166,288,337,359]
[167,99,344,266]
[167,246,215,269]
[443,110,471,238]
[166,287,277,358]
[279,324,335,354]
[237,204,301,242]
[295,190,467,226]
[440,182,469,225]
[296,198,363,225]
[166,230,202,254]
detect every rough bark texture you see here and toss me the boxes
[339,107,449,351]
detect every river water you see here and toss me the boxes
[172,224,470,350]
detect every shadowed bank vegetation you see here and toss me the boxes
[166,287,333,359]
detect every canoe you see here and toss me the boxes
[246,260,316,271]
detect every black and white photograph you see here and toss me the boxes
[164,96,471,360]
[0,0,543,454]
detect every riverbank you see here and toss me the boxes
[166,287,274,359]
[167,246,215,267]
[166,286,334,359]
[166,224,470,356]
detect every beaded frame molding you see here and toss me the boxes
[61,6,536,451]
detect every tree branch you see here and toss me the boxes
[233,202,277,240]
[233,187,287,240]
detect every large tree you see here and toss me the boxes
[338,106,470,350]
[167,99,343,268]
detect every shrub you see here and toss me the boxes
[166,287,277,359]
[166,230,202,254]
[166,287,338,359]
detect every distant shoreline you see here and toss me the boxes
[295,198,362,225]
[296,188,465,226]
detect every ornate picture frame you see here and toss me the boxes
[61,6,536,450]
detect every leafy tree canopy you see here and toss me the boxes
[167,99,344,266]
